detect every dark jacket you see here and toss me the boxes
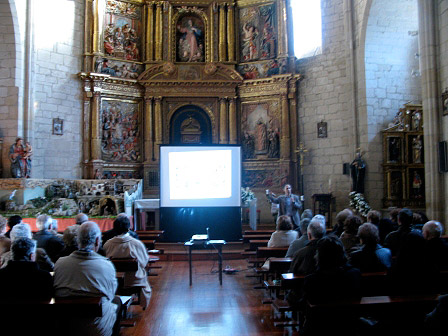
[33,230,65,263]
[0,261,53,300]
[289,239,319,275]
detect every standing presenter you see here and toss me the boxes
[267,184,302,229]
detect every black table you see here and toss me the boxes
[184,240,226,286]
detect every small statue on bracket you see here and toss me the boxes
[9,138,32,178]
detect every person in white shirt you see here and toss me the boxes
[268,215,298,247]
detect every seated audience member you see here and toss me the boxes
[0,237,53,300]
[54,221,121,336]
[104,216,152,309]
[298,209,313,233]
[267,215,298,247]
[0,215,11,259]
[300,235,361,335]
[102,213,139,245]
[425,294,448,334]
[384,208,417,256]
[340,215,362,253]
[367,209,395,245]
[423,221,448,271]
[50,218,63,239]
[4,215,22,238]
[1,223,54,271]
[33,214,65,262]
[390,231,439,295]
[75,213,89,225]
[389,207,401,228]
[332,208,353,236]
[59,225,80,258]
[289,217,326,275]
[286,218,311,257]
[349,223,391,272]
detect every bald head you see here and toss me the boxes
[422,221,443,240]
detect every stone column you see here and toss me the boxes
[228,97,237,144]
[280,94,290,159]
[219,98,228,144]
[219,4,227,62]
[146,2,155,62]
[155,2,163,61]
[144,97,154,163]
[418,0,443,222]
[227,3,235,62]
[154,97,163,161]
[278,0,288,57]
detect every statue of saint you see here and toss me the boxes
[255,118,267,152]
[412,136,423,164]
[350,151,366,194]
[9,138,32,178]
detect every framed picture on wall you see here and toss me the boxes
[52,118,63,135]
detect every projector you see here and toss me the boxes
[191,234,208,241]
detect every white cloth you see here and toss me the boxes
[103,233,151,308]
[267,230,298,248]
[54,250,118,336]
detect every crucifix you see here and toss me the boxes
[295,142,309,198]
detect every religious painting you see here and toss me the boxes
[241,101,280,159]
[104,0,142,61]
[387,170,404,200]
[386,136,402,163]
[408,134,424,164]
[176,16,205,63]
[103,170,141,179]
[239,3,277,62]
[95,57,143,79]
[101,99,141,163]
[237,58,287,79]
[52,118,63,135]
[243,168,289,189]
[317,121,327,138]
[408,168,425,200]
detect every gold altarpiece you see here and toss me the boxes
[79,0,301,196]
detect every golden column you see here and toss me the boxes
[92,0,101,53]
[227,3,235,62]
[155,2,163,61]
[91,91,101,160]
[154,97,163,161]
[144,97,154,162]
[228,97,237,144]
[219,4,227,62]
[146,2,155,62]
[219,97,228,144]
[278,0,288,57]
[280,94,291,159]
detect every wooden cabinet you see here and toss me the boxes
[382,103,424,208]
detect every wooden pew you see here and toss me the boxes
[244,230,275,235]
[242,234,272,243]
[249,240,269,251]
[141,239,156,250]
[256,247,288,259]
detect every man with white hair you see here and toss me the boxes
[33,214,64,262]
[75,213,89,225]
[289,217,326,275]
[54,221,120,336]
[1,223,54,271]
[423,220,448,271]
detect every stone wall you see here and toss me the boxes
[0,0,84,179]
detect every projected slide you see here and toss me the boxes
[160,146,241,207]
[169,150,231,200]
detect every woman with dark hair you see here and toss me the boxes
[340,215,362,253]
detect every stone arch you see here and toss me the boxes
[169,104,213,145]
[355,0,420,209]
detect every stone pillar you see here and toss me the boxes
[219,98,228,144]
[219,4,227,62]
[227,3,235,62]
[146,2,155,62]
[418,0,444,222]
[154,97,163,161]
[278,0,288,57]
[228,97,237,144]
[281,94,290,159]
[155,2,163,61]
[144,97,154,163]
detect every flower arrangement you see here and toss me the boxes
[241,187,255,205]
[348,191,371,217]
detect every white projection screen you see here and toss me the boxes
[160,146,241,207]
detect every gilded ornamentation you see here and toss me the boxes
[163,62,176,76]
[204,62,217,75]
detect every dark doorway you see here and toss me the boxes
[170,105,212,145]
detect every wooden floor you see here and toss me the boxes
[121,259,287,336]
